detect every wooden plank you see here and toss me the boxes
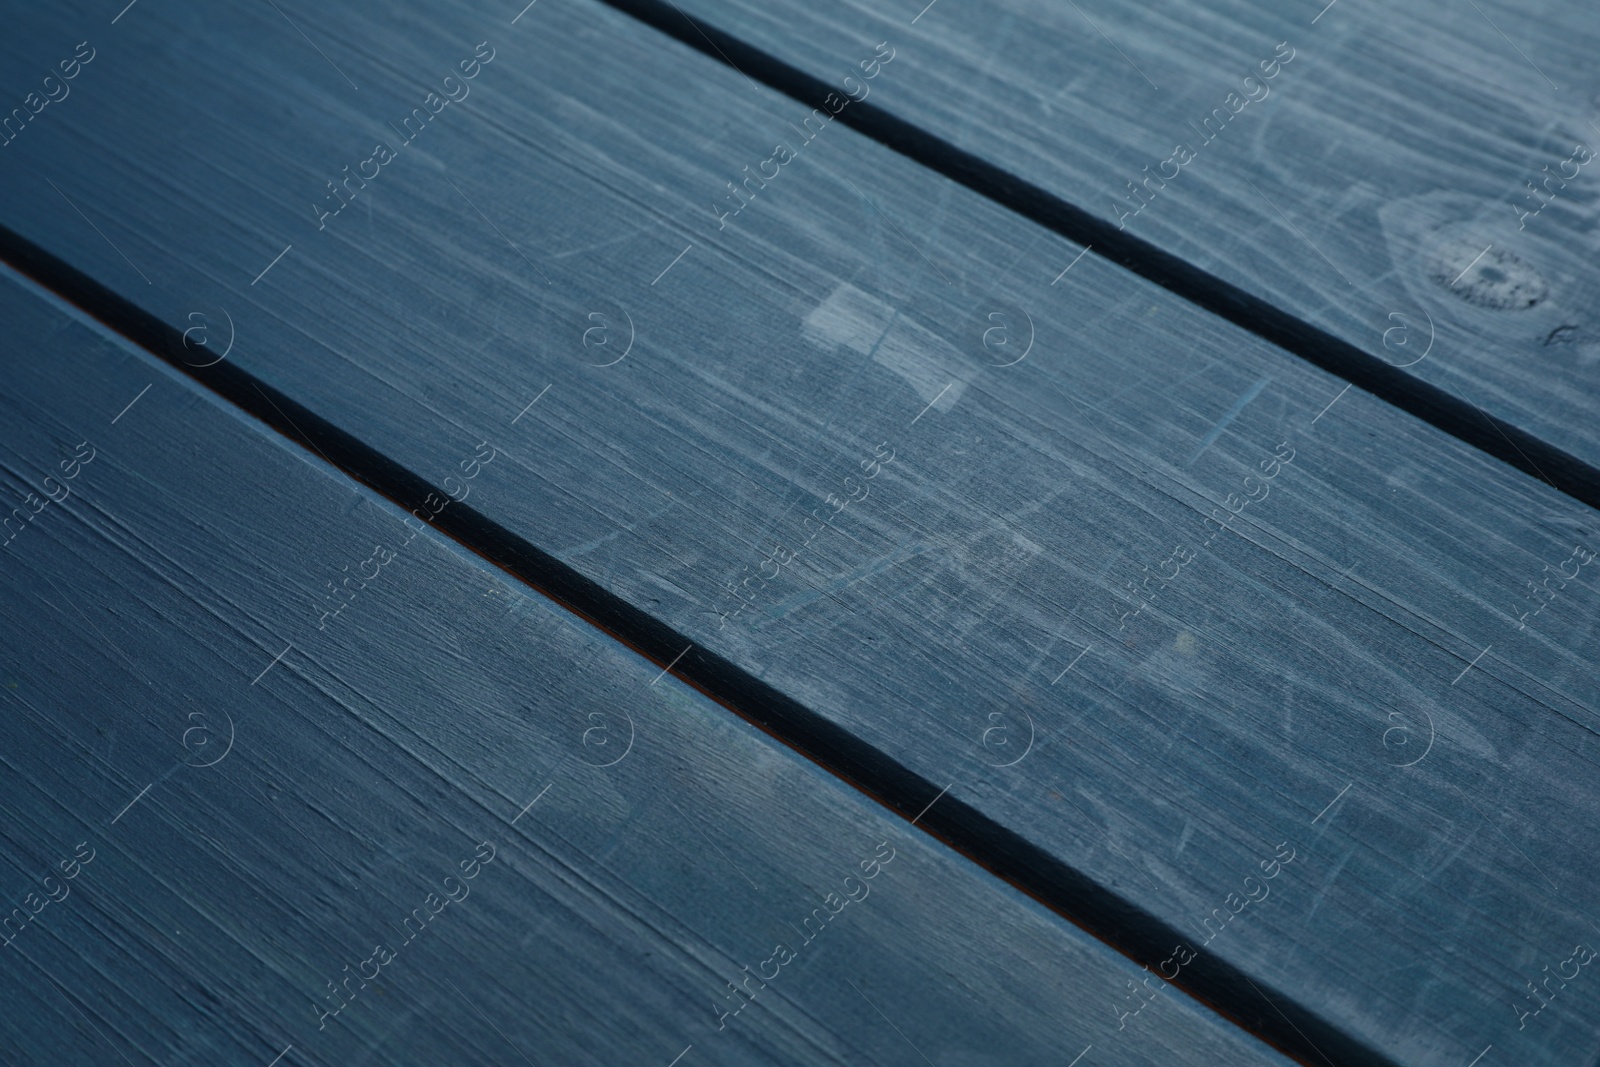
[0,269,1293,1066]
[2,1,1599,1063]
[615,0,1600,498]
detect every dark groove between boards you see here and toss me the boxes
[0,222,1391,1067]
[595,0,1600,519]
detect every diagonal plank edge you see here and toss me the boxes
[593,0,1600,518]
[0,222,1395,1067]
[0,270,1291,1067]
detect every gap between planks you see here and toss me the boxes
[0,225,1396,1067]
[590,0,1600,520]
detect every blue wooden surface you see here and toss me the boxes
[0,267,1295,1065]
[0,1,1596,1065]
[651,0,1600,488]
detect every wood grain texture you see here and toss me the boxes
[639,0,1600,480]
[0,270,1294,1066]
[1,1,1599,1064]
